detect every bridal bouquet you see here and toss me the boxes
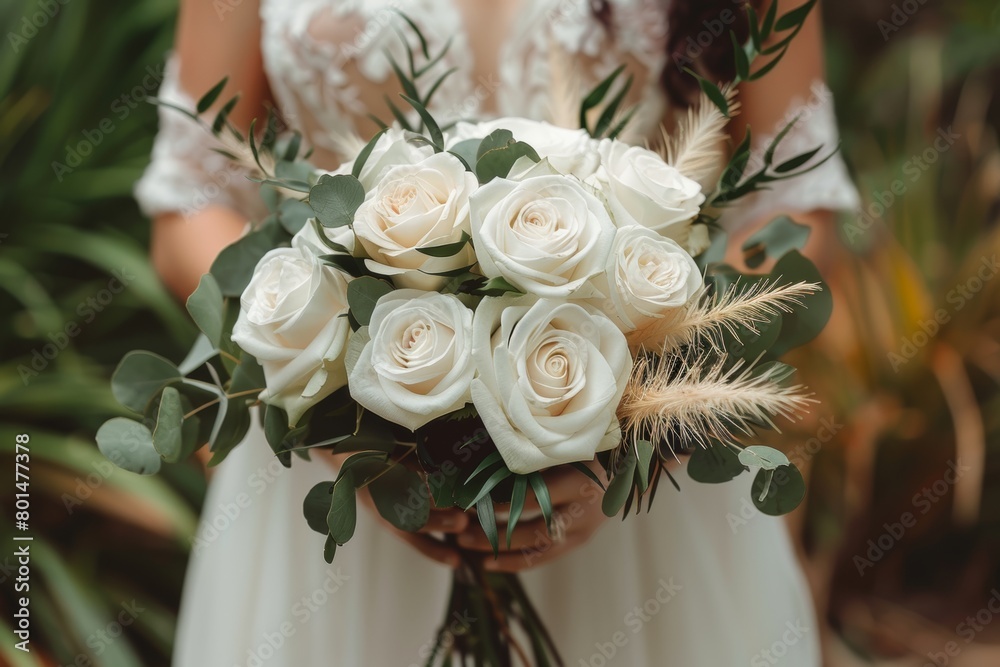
[100,3,831,664]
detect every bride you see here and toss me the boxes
[138,0,859,664]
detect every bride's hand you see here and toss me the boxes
[455,461,608,573]
[328,452,467,569]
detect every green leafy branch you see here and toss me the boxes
[578,65,637,139]
[686,0,820,118]
[371,11,458,140]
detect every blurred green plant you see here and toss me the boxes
[0,0,203,665]
[804,0,1000,658]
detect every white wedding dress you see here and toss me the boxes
[136,1,860,665]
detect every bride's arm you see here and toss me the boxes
[147,0,270,300]
[724,0,860,272]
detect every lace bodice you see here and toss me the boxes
[135,0,859,227]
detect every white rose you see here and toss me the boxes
[292,219,356,257]
[470,296,632,474]
[595,140,705,235]
[232,247,352,425]
[596,225,703,331]
[353,151,478,290]
[335,128,436,189]
[449,118,602,179]
[347,291,474,430]
[470,174,616,298]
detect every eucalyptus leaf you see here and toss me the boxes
[206,398,251,466]
[324,536,338,563]
[186,274,225,347]
[210,222,288,296]
[230,353,265,396]
[303,481,336,534]
[602,452,637,517]
[320,253,367,277]
[347,276,394,326]
[278,199,316,235]
[769,250,832,356]
[152,387,185,463]
[265,403,293,467]
[740,216,811,269]
[96,418,161,475]
[475,136,540,183]
[687,443,745,484]
[178,334,218,375]
[634,440,654,493]
[750,464,805,516]
[738,445,790,470]
[449,139,482,171]
[369,464,431,532]
[309,174,365,228]
[416,232,471,257]
[475,276,522,297]
[112,351,182,414]
[328,471,358,544]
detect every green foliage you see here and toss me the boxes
[346,276,394,326]
[474,129,540,183]
[687,443,745,484]
[309,174,365,228]
[579,65,636,139]
[0,21,197,644]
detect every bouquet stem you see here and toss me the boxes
[426,549,564,666]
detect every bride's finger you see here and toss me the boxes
[480,532,587,573]
[418,508,471,534]
[456,514,563,552]
[521,464,605,510]
[394,532,462,568]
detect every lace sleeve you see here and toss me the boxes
[134,55,268,221]
[720,81,861,231]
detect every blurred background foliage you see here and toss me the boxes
[0,0,998,665]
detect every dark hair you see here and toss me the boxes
[592,0,756,106]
